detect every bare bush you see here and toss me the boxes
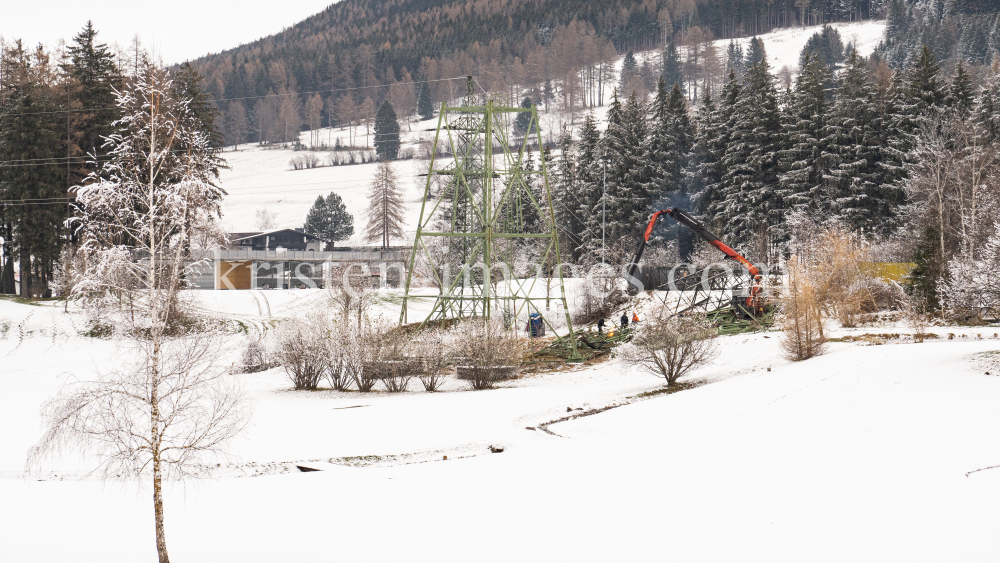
[617,312,719,385]
[451,318,526,390]
[363,323,421,393]
[576,263,627,325]
[273,313,330,390]
[781,257,827,361]
[325,331,353,391]
[415,329,448,391]
[235,330,274,374]
[904,297,933,343]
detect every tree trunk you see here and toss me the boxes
[152,445,169,563]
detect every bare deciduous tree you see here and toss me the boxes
[363,162,406,248]
[40,57,233,563]
[618,312,719,385]
[273,312,330,390]
[28,336,250,562]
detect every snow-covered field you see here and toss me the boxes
[3,292,1000,561]
[720,20,886,73]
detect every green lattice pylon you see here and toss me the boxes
[399,97,582,362]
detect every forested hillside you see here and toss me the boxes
[188,0,883,146]
[878,0,1000,67]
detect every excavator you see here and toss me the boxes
[625,208,765,318]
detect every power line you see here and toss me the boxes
[0,76,476,119]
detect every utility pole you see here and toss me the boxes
[602,157,606,264]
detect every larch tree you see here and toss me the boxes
[29,56,246,563]
[363,161,406,248]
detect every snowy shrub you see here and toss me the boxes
[415,329,448,391]
[939,222,1000,320]
[575,263,626,325]
[617,313,718,385]
[362,323,421,393]
[451,319,526,390]
[273,313,331,390]
[235,331,274,374]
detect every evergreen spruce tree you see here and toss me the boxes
[373,100,401,160]
[172,62,226,180]
[551,126,584,261]
[693,71,739,221]
[747,37,767,66]
[514,97,533,134]
[725,41,747,79]
[603,92,654,245]
[946,61,974,115]
[711,58,783,243]
[662,41,684,91]
[779,53,831,219]
[575,112,604,260]
[974,69,1000,142]
[620,51,638,92]
[0,41,68,297]
[304,192,355,247]
[417,82,434,120]
[824,50,903,235]
[906,45,946,113]
[66,21,122,188]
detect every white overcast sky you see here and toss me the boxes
[2,1,337,64]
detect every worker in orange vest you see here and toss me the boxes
[632,312,640,324]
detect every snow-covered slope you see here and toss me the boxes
[3,293,1000,561]
[721,20,886,73]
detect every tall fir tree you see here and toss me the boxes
[373,100,401,160]
[172,62,226,181]
[0,42,67,297]
[304,192,355,247]
[946,61,974,115]
[711,58,783,244]
[551,126,584,261]
[824,49,902,235]
[575,112,604,260]
[692,71,740,225]
[602,91,654,246]
[417,81,434,120]
[779,52,831,219]
[661,41,684,91]
[66,21,122,188]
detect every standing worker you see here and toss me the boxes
[620,312,629,330]
[597,317,606,336]
[632,312,639,324]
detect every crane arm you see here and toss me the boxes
[625,208,761,292]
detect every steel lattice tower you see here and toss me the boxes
[400,87,581,362]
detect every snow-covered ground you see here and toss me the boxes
[720,20,886,73]
[3,292,1000,561]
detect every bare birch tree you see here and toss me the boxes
[29,56,243,563]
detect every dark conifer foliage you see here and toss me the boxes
[661,41,683,92]
[304,192,355,246]
[0,42,67,297]
[374,100,401,160]
[417,82,434,120]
